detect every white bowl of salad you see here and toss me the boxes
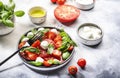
[18,27,77,71]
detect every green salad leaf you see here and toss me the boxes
[29,61,43,66]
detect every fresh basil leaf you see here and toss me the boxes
[3,19,14,27]
[47,44,54,54]
[14,10,25,17]
[1,11,9,19]
[62,52,70,60]
[53,59,60,65]
[29,61,42,66]
[0,1,3,9]
[8,0,15,10]
[23,47,40,53]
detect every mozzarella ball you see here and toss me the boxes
[40,40,49,49]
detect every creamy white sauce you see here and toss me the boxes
[76,0,93,5]
[79,26,102,40]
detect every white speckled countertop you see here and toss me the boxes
[0,0,120,78]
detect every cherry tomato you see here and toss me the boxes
[46,31,56,40]
[25,51,38,61]
[68,45,74,51]
[56,0,66,5]
[52,50,62,59]
[18,41,26,49]
[77,58,86,69]
[54,34,62,43]
[43,60,52,67]
[54,5,80,23]
[51,0,57,4]
[31,40,40,48]
[68,65,78,75]
[55,40,62,48]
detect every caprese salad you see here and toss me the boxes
[18,27,77,67]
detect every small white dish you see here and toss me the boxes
[75,0,95,10]
[78,23,103,46]
[28,6,47,24]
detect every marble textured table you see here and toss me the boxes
[0,0,120,78]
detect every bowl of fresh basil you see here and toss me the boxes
[0,0,24,35]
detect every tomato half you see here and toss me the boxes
[52,50,62,59]
[43,61,52,67]
[55,40,62,48]
[46,31,56,40]
[18,41,26,49]
[68,45,74,51]
[54,5,80,23]
[31,40,40,48]
[54,34,62,43]
[68,65,78,75]
[51,0,57,4]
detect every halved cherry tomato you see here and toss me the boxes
[18,41,26,49]
[57,0,66,5]
[54,5,80,23]
[46,31,56,40]
[68,65,78,75]
[68,45,74,51]
[43,61,52,67]
[54,34,62,43]
[77,58,86,69]
[31,40,40,48]
[25,51,38,61]
[55,40,62,48]
[52,50,62,59]
[51,0,57,4]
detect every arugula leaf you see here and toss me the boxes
[14,10,25,17]
[29,61,42,66]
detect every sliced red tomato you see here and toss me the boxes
[18,41,26,49]
[54,5,80,23]
[43,61,52,67]
[54,34,62,43]
[55,40,62,48]
[56,0,66,5]
[44,39,55,46]
[68,65,78,75]
[45,31,56,40]
[39,50,50,59]
[52,50,62,59]
[25,51,38,61]
[31,40,40,48]
[68,45,74,51]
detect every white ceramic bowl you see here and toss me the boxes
[75,0,95,10]
[28,6,47,24]
[78,23,103,46]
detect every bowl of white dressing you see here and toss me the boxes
[75,0,95,10]
[78,23,103,46]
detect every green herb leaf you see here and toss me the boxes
[23,47,40,54]
[29,61,43,66]
[3,19,14,27]
[0,1,3,9]
[14,10,25,17]
[48,59,53,64]
[47,44,54,54]
[53,59,60,65]
[62,52,70,60]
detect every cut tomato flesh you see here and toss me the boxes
[54,5,80,23]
